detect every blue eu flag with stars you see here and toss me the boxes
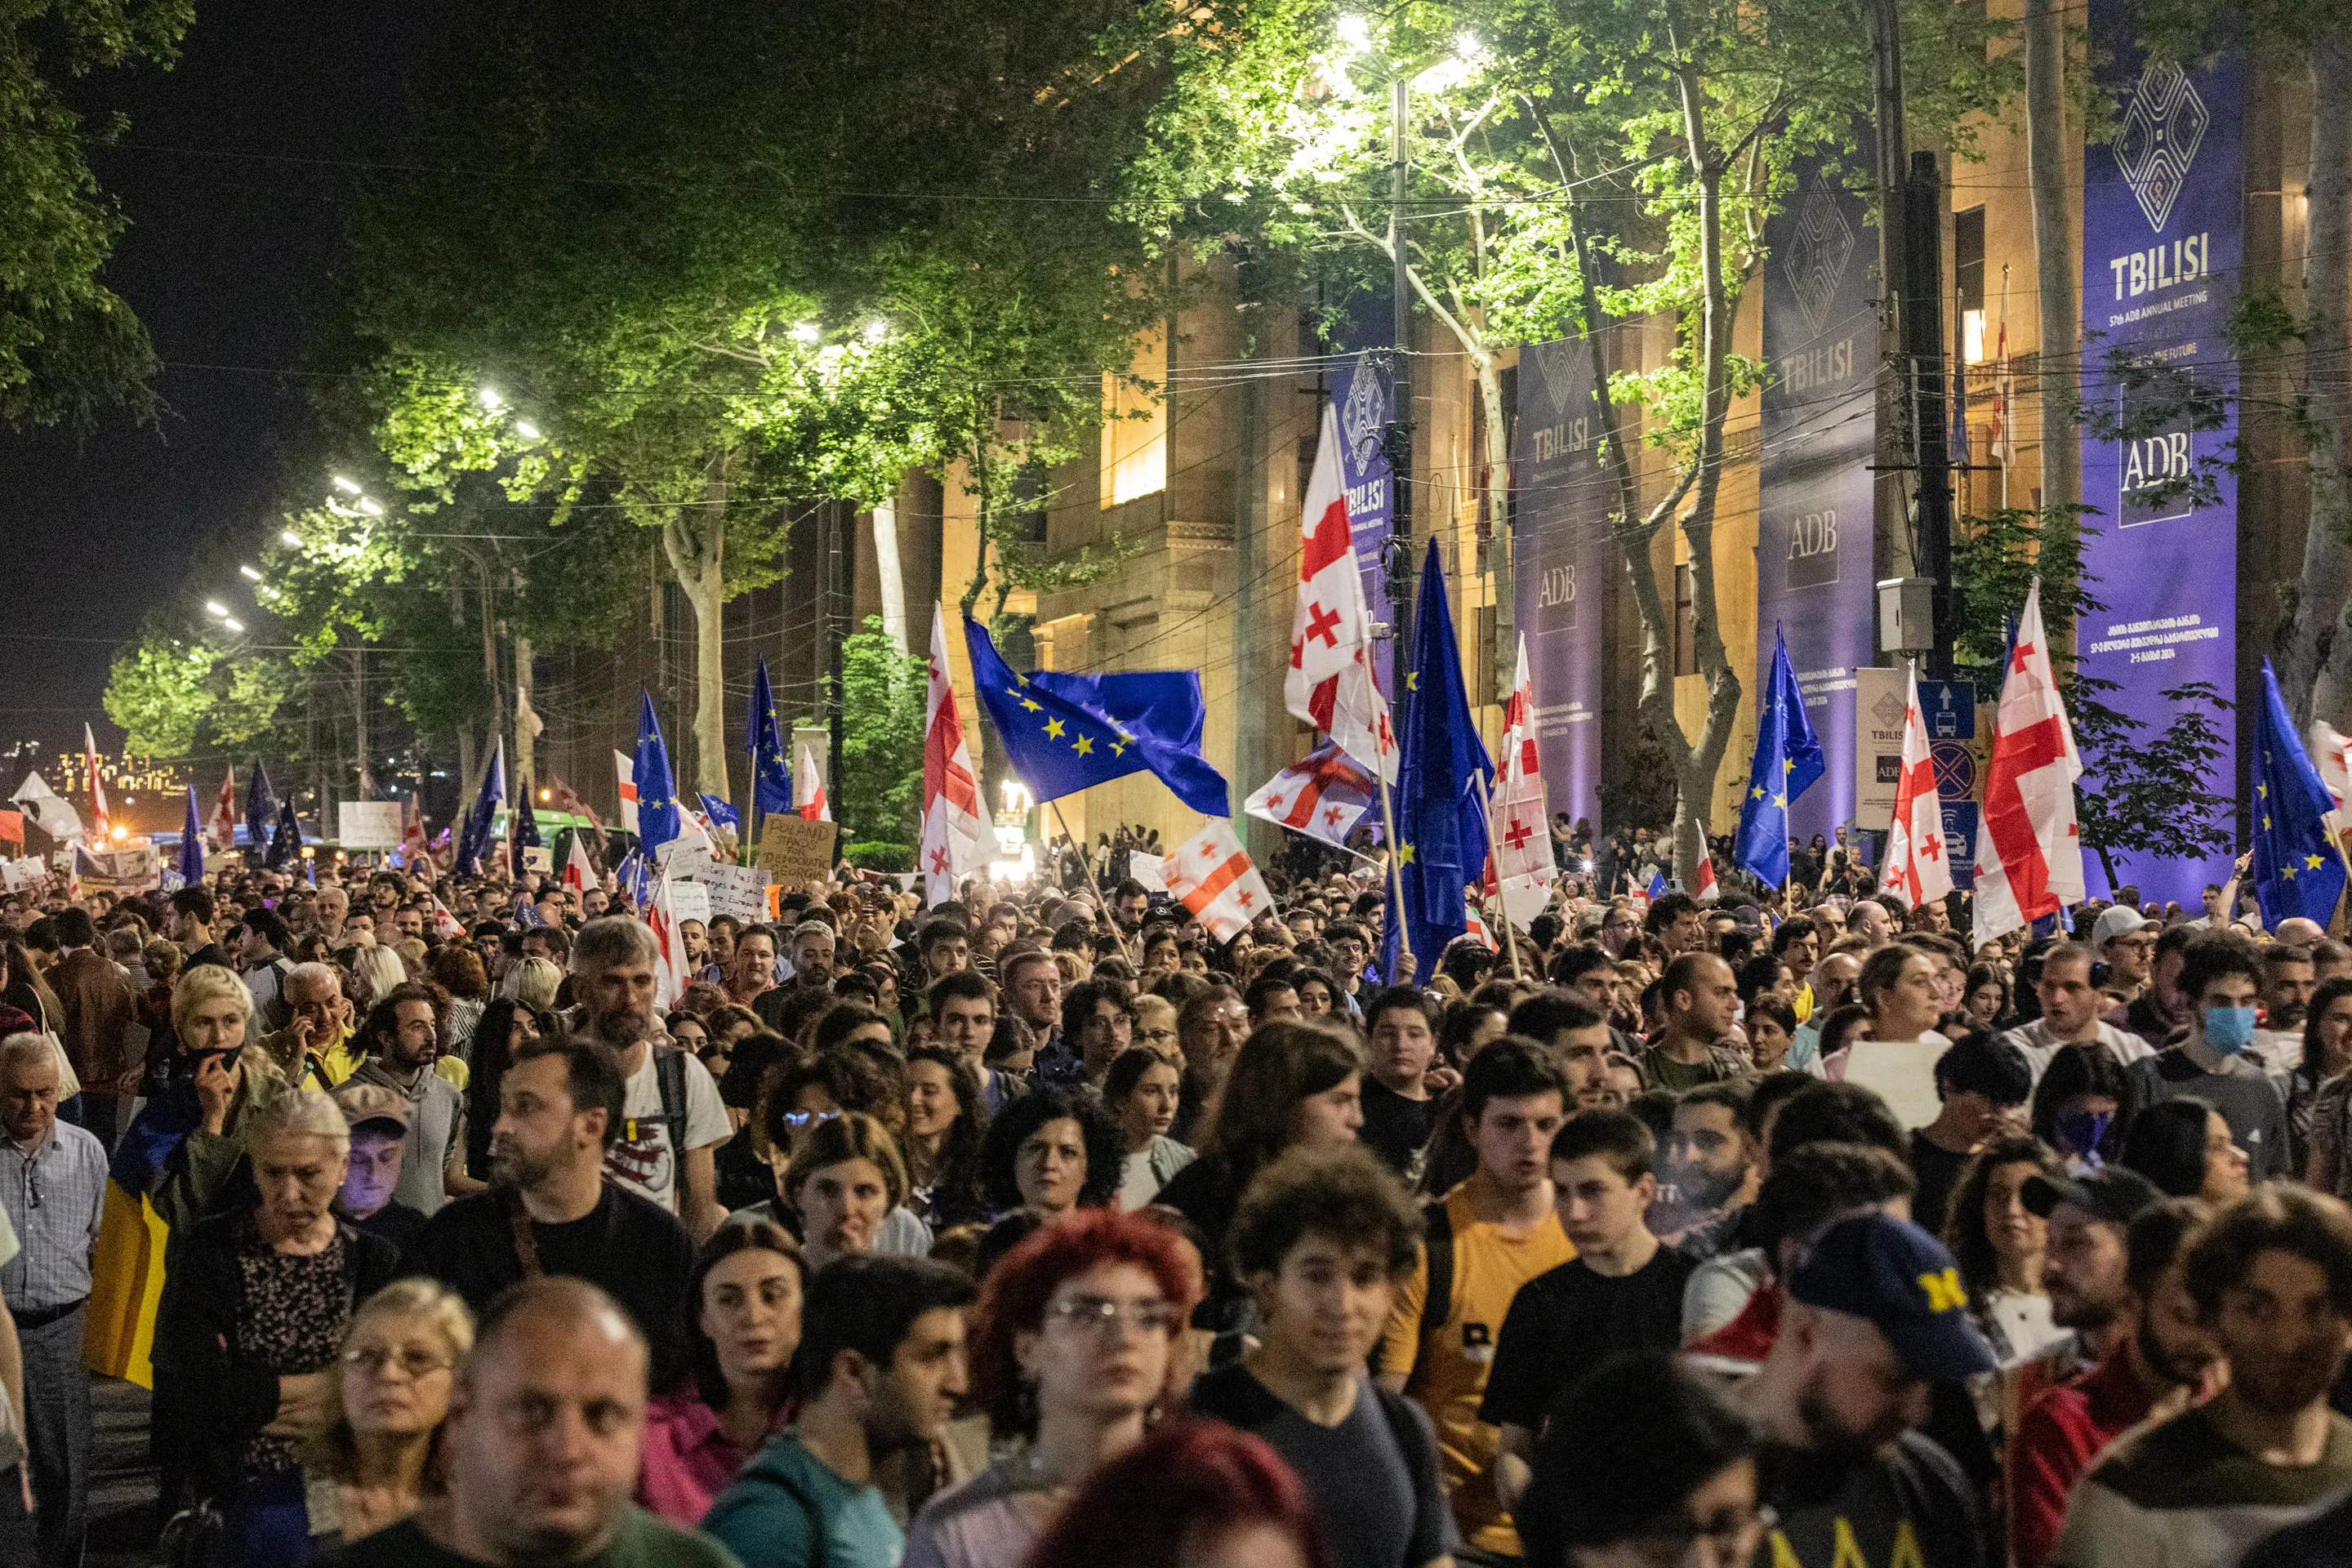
[746,655,794,819]
[2251,659,2345,929]
[1733,625,1826,886]
[1383,540,1494,980]
[633,691,683,859]
[964,619,1229,817]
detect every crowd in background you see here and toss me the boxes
[0,844,2348,1568]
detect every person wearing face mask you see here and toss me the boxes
[2127,936,2291,1182]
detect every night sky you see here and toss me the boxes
[0,2,453,762]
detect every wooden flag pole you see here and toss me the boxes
[1049,797,1136,966]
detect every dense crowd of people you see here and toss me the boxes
[1,852,2350,1568]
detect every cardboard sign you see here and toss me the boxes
[666,880,712,925]
[704,863,777,924]
[338,801,405,849]
[522,846,553,874]
[756,814,838,884]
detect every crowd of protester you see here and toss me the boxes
[0,853,2350,1568]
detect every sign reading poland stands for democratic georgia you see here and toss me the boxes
[1757,155,1878,844]
[2076,0,2243,904]
[1511,336,1608,833]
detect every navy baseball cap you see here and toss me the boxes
[1788,1212,1998,1382]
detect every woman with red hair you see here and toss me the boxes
[1022,1419,1333,1568]
[902,1208,1204,1568]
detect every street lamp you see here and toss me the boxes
[358,497,385,517]
[238,564,261,581]
[479,385,503,410]
[791,321,822,344]
[332,475,362,494]
[203,601,228,617]
[515,420,541,440]
[280,530,302,548]
[221,617,245,634]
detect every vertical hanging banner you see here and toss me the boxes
[1333,347,1396,700]
[1757,160,1880,843]
[1509,336,1608,831]
[2078,7,2243,903]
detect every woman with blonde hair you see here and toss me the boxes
[145,964,294,1227]
[305,1279,474,1546]
[508,955,563,1014]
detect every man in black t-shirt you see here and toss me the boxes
[1188,1143,1458,1568]
[1486,1110,1695,1515]
[403,1034,694,1386]
[1739,1211,1998,1568]
[1358,987,1447,1174]
[1907,1033,2031,1237]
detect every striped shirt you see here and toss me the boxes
[2052,1406,2352,1568]
[0,1119,109,1312]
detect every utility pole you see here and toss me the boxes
[1903,152,1957,677]
[1386,74,1417,731]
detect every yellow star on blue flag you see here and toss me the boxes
[2249,659,2346,929]
[1734,625,1826,884]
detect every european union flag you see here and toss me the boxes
[1647,868,1668,901]
[964,620,1230,817]
[746,655,794,818]
[178,786,203,884]
[457,743,505,876]
[268,795,301,871]
[1383,540,1494,978]
[511,787,542,850]
[698,794,741,839]
[633,690,683,858]
[2251,659,2345,929]
[1733,625,1827,886]
[246,763,277,862]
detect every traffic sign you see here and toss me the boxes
[1931,740,1976,798]
[1941,801,1980,890]
[1918,679,1976,741]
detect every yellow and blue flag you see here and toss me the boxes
[2251,659,2345,929]
[964,619,1229,817]
[1733,625,1826,885]
[1383,540,1494,977]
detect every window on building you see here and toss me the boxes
[1955,207,1987,363]
[1673,564,1697,677]
[1101,325,1169,508]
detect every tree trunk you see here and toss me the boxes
[2024,0,2079,516]
[2289,39,2352,724]
[513,633,538,798]
[662,466,729,799]
[1476,348,1512,696]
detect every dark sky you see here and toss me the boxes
[0,2,452,761]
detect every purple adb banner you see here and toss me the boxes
[1757,159,1880,844]
[1510,336,1608,831]
[2078,5,2243,904]
[1333,348,1396,698]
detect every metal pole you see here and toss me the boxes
[1049,797,1134,965]
[1388,74,1416,742]
[1904,151,1956,679]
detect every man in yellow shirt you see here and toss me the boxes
[1380,1036,1574,1561]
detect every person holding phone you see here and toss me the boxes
[144,964,294,1231]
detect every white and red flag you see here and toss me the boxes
[1162,817,1275,943]
[1973,583,2083,942]
[1882,663,1954,911]
[647,865,689,1010]
[1691,849,1720,905]
[399,795,429,866]
[561,832,598,894]
[2311,720,2352,853]
[1285,403,1395,782]
[614,749,639,835]
[82,724,111,841]
[430,895,466,941]
[207,767,238,852]
[795,736,831,822]
[1245,741,1374,853]
[920,604,985,905]
[1488,634,1553,929]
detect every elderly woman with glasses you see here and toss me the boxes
[154,1089,403,1564]
[903,1209,1202,1568]
[302,1279,474,1547]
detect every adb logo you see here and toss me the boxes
[2115,59,2209,232]
[1341,355,1387,470]
[1780,174,1855,341]
[1917,1267,1969,1313]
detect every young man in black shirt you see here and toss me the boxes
[1485,1109,1695,1514]
[1189,1143,1458,1568]
[1740,1211,1998,1568]
[1908,1033,2032,1237]
[1359,987,1446,1174]
[404,1032,694,1387]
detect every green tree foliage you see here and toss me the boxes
[1952,506,2233,885]
[836,617,928,848]
[0,0,189,429]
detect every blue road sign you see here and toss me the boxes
[1918,679,1976,741]
[1941,801,1980,890]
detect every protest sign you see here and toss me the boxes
[703,863,777,924]
[755,814,837,884]
[337,801,405,849]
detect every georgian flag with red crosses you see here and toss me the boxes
[1882,662,1954,912]
[1973,581,2083,943]
[1163,818,1276,943]
[1284,403,1395,782]
[1488,633,1553,929]
[1245,740,1374,852]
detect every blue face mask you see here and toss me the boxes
[2202,1004,2258,1056]
[2056,1110,2112,1161]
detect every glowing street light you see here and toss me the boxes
[203,601,229,617]
[281,529,302,548]
[479,385,503,410]
[332,474,362,494]
[221,617,245,634]
[358,497,385,516]
[238,564,262,581]
[515,420,541,440]
[791,321,822,344]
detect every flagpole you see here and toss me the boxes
[1374,766,1412,978]
[1481,789,1526,981]
[1048,797,1136,966]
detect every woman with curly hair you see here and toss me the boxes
[905,1044,991,1229]
[1940,1134,2069,1368]
[903,1209,1202,1568]
[980,1085,1126,1223]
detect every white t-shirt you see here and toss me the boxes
[604,1047,731,1214]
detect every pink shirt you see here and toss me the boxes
[635,1391,786,1526]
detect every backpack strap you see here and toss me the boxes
[623,1044,692,1153]
[1370,1383,1439,1504]
[1416,1196,1456,1351]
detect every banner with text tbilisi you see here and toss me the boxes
[2078,3,2243,902]
[1757,159,1880,844]
[1510,336,1609,832]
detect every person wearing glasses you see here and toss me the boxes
[1517,1352,1767,1568]
[902,1209,1201,1568]
[301,1278,474,1548]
